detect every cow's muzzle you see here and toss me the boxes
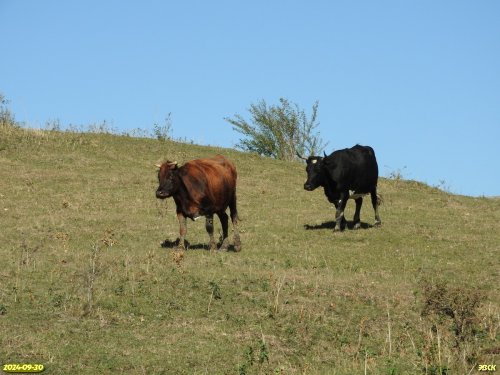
[304,183,314,191]
[156,190,169,199]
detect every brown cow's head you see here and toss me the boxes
[155,161,179,199]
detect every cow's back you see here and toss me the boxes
[179,155,237,211]
[325,145,378,192]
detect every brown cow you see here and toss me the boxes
[155,154,241,251]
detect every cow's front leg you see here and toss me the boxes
[205,215,216,251]
[332,200,346,230]
[334,192,348,232]
[177,212,187,249]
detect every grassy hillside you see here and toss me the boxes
[0,124,498,374]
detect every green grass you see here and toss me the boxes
[1,124,499,374]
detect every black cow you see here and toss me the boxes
[298,144,381,231]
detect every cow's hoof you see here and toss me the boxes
[175,238,187,250]
[353,222,361,230]
[208,241,217,252]
[219,238,230,251]
[233,234,241,252]
[374,220,382,227]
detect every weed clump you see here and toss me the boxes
[421,280,482,344]
[237,336,270,374]
[419,279,484,371]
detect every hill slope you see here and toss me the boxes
[1,125,498,374]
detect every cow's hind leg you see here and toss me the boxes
[217,211,230,250]
[371,189,381,226]
[229,195,241,252]
[353,197,363,229]
[205,215,216,251]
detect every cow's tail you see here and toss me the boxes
[229,193,242,222]
[233,209,243,222]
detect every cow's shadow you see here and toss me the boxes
[160,239,239,252]
[304,221,373,230]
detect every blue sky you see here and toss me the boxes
[1,1,499,196]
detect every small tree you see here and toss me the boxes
[152,112,173,142]
[0,93,17,128]
[225,98,327,161]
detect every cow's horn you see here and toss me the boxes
[323,151,327,157]
[167,161,178,166]
[295,151,307,160]
[155,163,162,168]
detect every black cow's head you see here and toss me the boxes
[303,156,325,191]
[155,161,179,199]
[297,151,325,191]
